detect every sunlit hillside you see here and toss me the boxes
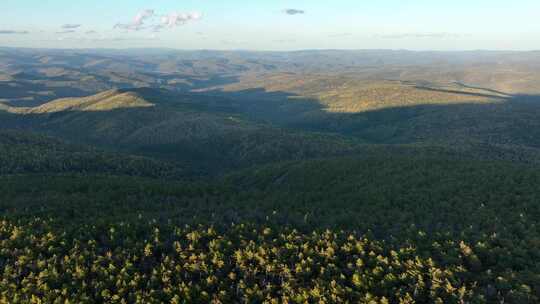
[218,74,507,113]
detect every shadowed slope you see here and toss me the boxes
[3,85,540,172]
[0,130,184,178]
[0,89,363,174]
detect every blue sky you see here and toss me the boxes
[1,0,539,50]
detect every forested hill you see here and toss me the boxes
[2,49,540,303]
[0,130,184,178]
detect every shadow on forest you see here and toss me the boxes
[2,83,540,162]
[0,72,241,107]
[196,85,540,145]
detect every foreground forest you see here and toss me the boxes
[1,155,539,303]
[1,49,540,303]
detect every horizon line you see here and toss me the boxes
[1,46,540,53]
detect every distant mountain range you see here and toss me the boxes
[2,48,540,108]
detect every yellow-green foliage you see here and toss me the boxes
[1,159,539,303]
[221,74,500,113]
[8,89,154,114]
[0,220,472,304]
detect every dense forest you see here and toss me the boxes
[2,49,540,303]
[1,154,539,303]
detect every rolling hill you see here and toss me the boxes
[3,81,540,172]
[205,74,540,150]
[0,130,184,178]
[3,48,540,302]
[3,48,540,109]
[0,88,364,174]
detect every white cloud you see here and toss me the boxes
[160,12,202,27]
[115,9,154,31]
[134,9,155,26]
[115,9,201,31]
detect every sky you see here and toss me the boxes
[0,0,539,51]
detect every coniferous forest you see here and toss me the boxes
[1,48,540,303]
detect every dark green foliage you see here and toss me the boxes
[0,89,367,174]
[0,154,539,302]
[0,130,184,178]
[2,49,540,303]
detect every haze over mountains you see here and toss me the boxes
[2,48,540,302]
